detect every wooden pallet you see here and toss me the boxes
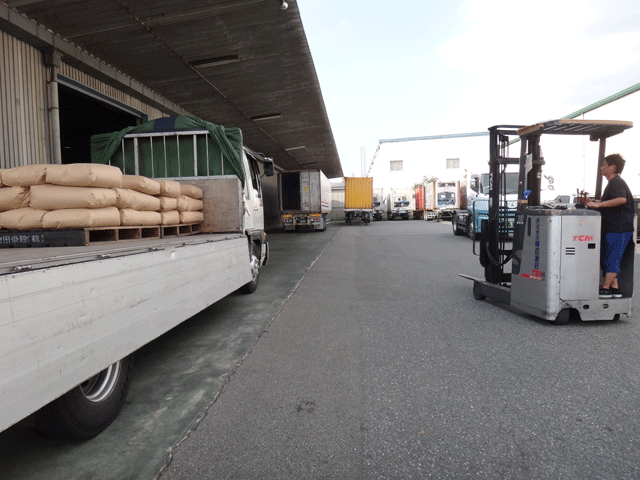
[161,222,202,237]
[0,223,203,248]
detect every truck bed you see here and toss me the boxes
[0,232,251,433]
[0,233,239,275]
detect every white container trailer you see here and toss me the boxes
[280,170,331,231]
[373,188,386,220]
[387,187,413,220]
[0,117,274,439]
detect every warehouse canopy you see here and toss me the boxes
[0,0,342,178]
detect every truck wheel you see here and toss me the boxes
[35,354,134,439]
[468,222,478,240]
[452,216,464,236]
[241,245,260,294]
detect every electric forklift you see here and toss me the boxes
[462,119,634,324]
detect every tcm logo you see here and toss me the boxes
[572,235,595,242]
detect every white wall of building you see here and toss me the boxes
[367,134,489,193]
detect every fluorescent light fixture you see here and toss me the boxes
[190,55,239,68]
[285,146,306,151]
[251,113,282,122]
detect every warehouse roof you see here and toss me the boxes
[0,0,342,178]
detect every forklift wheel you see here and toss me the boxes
[554,309,571,325]
[472,283,485,301]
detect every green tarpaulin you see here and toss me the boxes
[90,116,245,185]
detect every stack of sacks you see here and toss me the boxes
[178,183,204,224]
[0,164,205,230]
[17,163,121,229]
[117,175,162,226]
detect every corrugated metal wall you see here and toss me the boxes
[59,63,166,120]
[1,31,170,170]
[0,31,50,168]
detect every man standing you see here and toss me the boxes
[586,153,635,298]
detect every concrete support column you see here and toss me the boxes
[43,48,62,165]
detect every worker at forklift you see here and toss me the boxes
[586,153,634,298]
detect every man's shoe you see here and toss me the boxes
[611,287,623,298]
[599,287,613,298]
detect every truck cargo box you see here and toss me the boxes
[279,170,331,231]
[344,177,373,210]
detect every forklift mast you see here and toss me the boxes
[480,125,523,285]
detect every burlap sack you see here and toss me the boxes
[119,209,162,226]
[0,208,47,230]
[42,207,121,229]
[31,185,118,210]
[179,211,204,224]
[177,195,204,212]
[157,179,181,198]
[46,163,123,188]
[160,210,180,225]
[180,184,204,199]
[114,188,161,211]
[122,175,161,196]
[158,196,178,211]
[0,186,31,211]
[2,164,47,187]
[0,169,5,187]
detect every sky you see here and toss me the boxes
[298,0,640,180]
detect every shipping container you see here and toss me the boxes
[413,185,425,219]
[344,177,374,224]
[279,170,331,231]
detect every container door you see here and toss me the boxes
[300,171,311,213]
[309,171,321,212]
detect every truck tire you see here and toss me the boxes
[35,354,134,439]
[241,243,260,294]
[452,215,464,236]
[468,222,478,241]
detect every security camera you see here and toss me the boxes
[280,0,288,10]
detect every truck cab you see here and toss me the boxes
[453,172,518,238]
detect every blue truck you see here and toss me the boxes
[451,172,518,239]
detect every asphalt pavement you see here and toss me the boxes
[159,220,640,480]
[2,220,640,479]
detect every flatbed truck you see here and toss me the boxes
[0,116,274,438]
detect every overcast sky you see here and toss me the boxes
[299,0,640,178]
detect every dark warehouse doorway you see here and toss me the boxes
[58,80,143,165]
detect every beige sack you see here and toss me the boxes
[157,179,181,198]
[45,163,123,188]
[114,188,161,211]
[0,186,31,211]
[180,184,204,199]
[0,208,47,230]
[122,175,161,196]
[0,169,5,187]
[42,207,121,229]
[177,195,204,212]
[179,211,204,224]
[2,164,48,187]
[119,209,162,226]
[31,185,118,210]
[160,210,180,225]
[158,196,179,211]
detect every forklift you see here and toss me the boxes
[462,119,634,324]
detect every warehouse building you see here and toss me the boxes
[0,1,343,231]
